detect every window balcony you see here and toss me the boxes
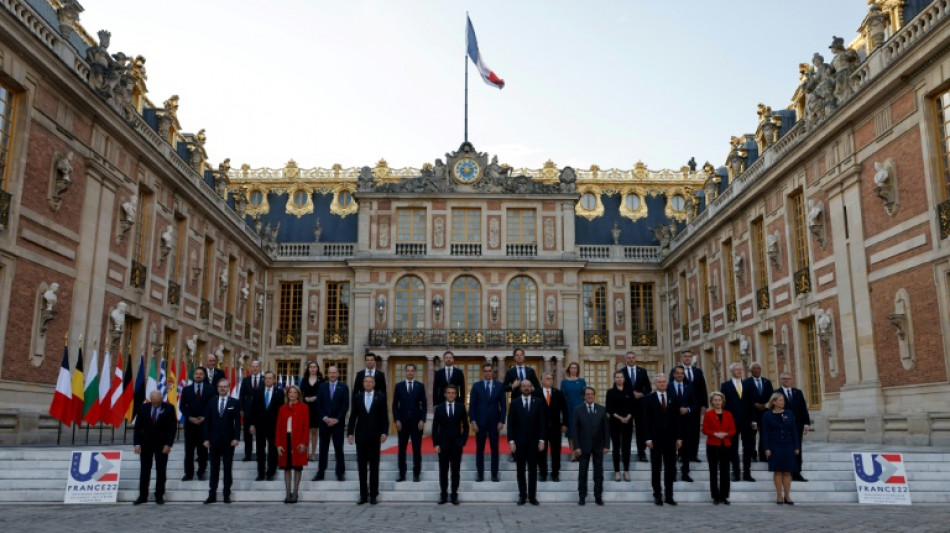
[167,280,181,306]
[276,329,301,346]
[324,328,349,345]
[225,313,233,332]
[506,243,537,257]
[631,330,657,346]
[450,243,482,256]
[200,298,210,320]
[794,267,812,295]
[0,189,10,231]
[395,242,427,256]
[130,260,147,290]
[368,328,564,348]
[726,301,738,323]
[583,329,608,346]
[756,286,770,311]
[681,324,689,341]
[937,199,950,240]
[702,314,711,333]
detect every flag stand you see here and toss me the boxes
[56,422,62,446]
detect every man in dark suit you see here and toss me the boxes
[507,380,545,505]
[721,362,754,482]
[392,363,427,482]
[670,349,707,463]
[643,375,683,506]
[239,360,262,461]
[469,362,506,482]
[204,353,226,388]
[352,353,387,405]
[621,351,652,462]
[504,348,542,463]
[433,350,466,407]
[250,370,284,481]
[203,378,241,504]
[670,365,697,482]
[744,361,774,463]
[179,367,211,481]
[314,365,349,481]
[348,374,389,505]
[133,390,177,505]
[778,372,811,482]
[571,386,610,506]
[538,372,568,482]
[432,384,470,505]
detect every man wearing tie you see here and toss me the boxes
[239,360,262,462]
[622,351,652,462]
[721,363,754,482]
[432,384,470,505]
[644,375,683,506]
[179,367,211,481]
[779,372,811,482]
[133,390,177,505]
[250,371,284,481]
[392,363,427,482]
[203,379,241,504]
[504,348,542,463]
[204,353,226,388]
[352,353,387,406]
[348,375,389,505]
[507,380,545,505]
[671,350,708,464]
[314,365,349,481]
[571,386,609,506]
[744,362,774,463]
[469,362,506,482]
[670,365,697,482]
[433,351,466,408]
[538,372,568,482]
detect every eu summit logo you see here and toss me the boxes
[851,453,911,505]
[64,450,123,504]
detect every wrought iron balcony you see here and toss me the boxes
[395,242,427,256]
[583,329,608,346]
[225,313,233,331]
[368,328,564,348]
[793,266,812,295]
[702,314,711,333]
[631,329,657,347]
[938,198,950,240]
[451,243,482,256]
[130,260,147,290]
[506,243,537,257]
[167,280,181,306]
[200,298,210,320]
[0,189,10,231]
[324,328,349,345]
[276,329,301,346]
[726,301,738,323]
[756,286,770,311]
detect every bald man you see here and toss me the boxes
[133,391,177,505]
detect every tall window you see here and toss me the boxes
[325,281,350,345]
[450,276,481,329]
[802,317,822,408]
[452,208,481,242]
[751,218,768,290]
[397,208,426,242]
[275,360,301,382]
[789,191,809,271]
[0,83,16,192]
[323,359,348,386]
[760,330,776,382]
[202,237,214,301]
[226,256,237,316]
[172,215,187,281]
[131,191,151,264]
[395,275,425,329]
[933,90,950,202]
[698,257,710,317]
[506,209,536,243]
[583,360,610,403]
[277,281,303,346]
[722,240,735,304]
[583,282,608,346]
[679,271,688,336]
[507,276,538,329]
[630,282,655,345]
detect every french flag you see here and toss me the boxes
[467,16,505,89]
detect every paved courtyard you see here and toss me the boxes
[1,501,947,532]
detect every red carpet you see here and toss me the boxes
[381,435,572,455]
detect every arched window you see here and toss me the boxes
[507,276,538,330]
[249,190,263,206]
[395,275,425,329]
[450,276,481,329]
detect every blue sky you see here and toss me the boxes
[82,1,870,170]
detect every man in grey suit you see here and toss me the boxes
[571,386,610,506]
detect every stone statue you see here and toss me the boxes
[215,158,231,197]
[558,167,577,193]
[687,157,697,172]
[873,161,890,188]
[43,283,59,311]
[739,337,750,359]
[650,224,673,248]
[375,294,386,324]
[161,225,174,251]
[866,4,887,51]
[112,52,136,119]
[732,252,744,277]
[185,335,198,357]
[85,30,120,101]
[313,219,323,242]
[240,283,249,302]
[807,200,823,229]
[256,294,264,312]
[483,155,509,192]
[219,268,229,290]
[110,301,127,331]
[218,158,231,178]
[195,129,207,147]
[56,0,83,39]
[766,231,780,267]
[122,194,137,222]
[803,53,834,125]
[546,295,556,325]
[829,36,861,104]
[614,297,624,326]
[52,152,74,205]
[213,344,224,359]
[816,309,833,336]
[432,295,444,323]
[611,221,621,245]
[489,295,500,324]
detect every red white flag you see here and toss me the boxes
[49,346,73,426]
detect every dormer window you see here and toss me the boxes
[670,194,686,211]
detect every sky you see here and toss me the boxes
[80,1,870,171]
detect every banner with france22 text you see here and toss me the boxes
[852,452,911,505]
[64,450,122,504]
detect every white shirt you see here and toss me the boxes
[587,403,595,414]
[364,392,373,412]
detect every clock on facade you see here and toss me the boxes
[452,158,481,183]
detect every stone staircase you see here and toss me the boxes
[1,441,948,504]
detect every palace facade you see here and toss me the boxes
[1,0,949,445]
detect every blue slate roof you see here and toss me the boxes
[905,0,935,22]
[248,192,357,243]
[574,194,677,246]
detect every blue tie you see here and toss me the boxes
[265,388,271,409]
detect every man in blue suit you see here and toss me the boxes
[670,365,697,482]
[469,362,506,482]
[179,367,212,481]
[203,378,241,504]
[721,362,754,482]
[392,363,427,482]
[313,365,349,481]
[432,384,469,505]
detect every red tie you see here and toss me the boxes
[545,389,551,406]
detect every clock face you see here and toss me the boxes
[453,158,480,183]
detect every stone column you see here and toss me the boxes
[351,285,372,365]
[425,354,436,413]
[554,354,565,383]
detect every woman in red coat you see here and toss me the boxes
[703,391,736,505]
[276,385,310,503]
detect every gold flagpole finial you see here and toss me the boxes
[64,331,69,347]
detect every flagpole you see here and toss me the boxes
[464,12,469,143]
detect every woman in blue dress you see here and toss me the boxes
[560,362,587,458]
[762,392,800,505]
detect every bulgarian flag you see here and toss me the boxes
[48,346,73,426]
[81,349,100,425]
[466,15,505,89]
[71,347,85,425]
[145,356,158,397]
[98,351,112,426]
[107,353,126,427]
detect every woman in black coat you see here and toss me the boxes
[299,360,323,461]
[605,370,634,482]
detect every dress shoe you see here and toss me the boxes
[731,472,741,482]
[197,473,206,481]
[255,475,265,481]
[578,496,586,506]
[665,497,678,506]
[713,499,721,505]
[517,496,526,505]
[681,473,694,483]
[132,497,147,505]
[539,474,547,482]
[529,497,539,506]
[784,498,795,505]
[654,497,663,506]
[722,499,731,505]
[369,496,378,505]
[312,472,324,481]
[290,492,297,504]
[638,455,648,463]
[491,475,500,482]
[266,474,276,481]
[551,474,560,482]
[181,475,193,482]
[438,494,448,505]
[594,497,604,506]
[691,458,702,463]
[476,474,484,482]
[223,495,233,504]
[356,497,367,505]
[242,456,253,462]
[508,455,516,463]
[615,472,621,482]
[623,471,631,482]
[743,474,756,482]
[793,474,808,482]
[284,495,291,504]
[155,495,164,505]
[396,475,406,482]
[451,494,459,505]
[413,474,420,482]
[203,496,216,504]
[337,475,346,482]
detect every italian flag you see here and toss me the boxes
[48,346,73,426]
[81,349,100,425]
[145,356,158,397]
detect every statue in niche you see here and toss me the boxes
[378,217,390,248]
[375,295,386,324]
[873,161,890,188]
[185,335,198,358]
[544,218,556,249]
[52,152,74,206]
[546,295,556,325]
[43,283,59,311]
[766,231,781,268]
[313,219,323,242]
[489,295,500,324]
[240,283,249,303]
[816,309,833,337]
[122,194,137,222]
[433,217,445,248]
[110,301,128,332]
[807,200,823,230]
[159,225,174,264]
[866,4,887,51]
